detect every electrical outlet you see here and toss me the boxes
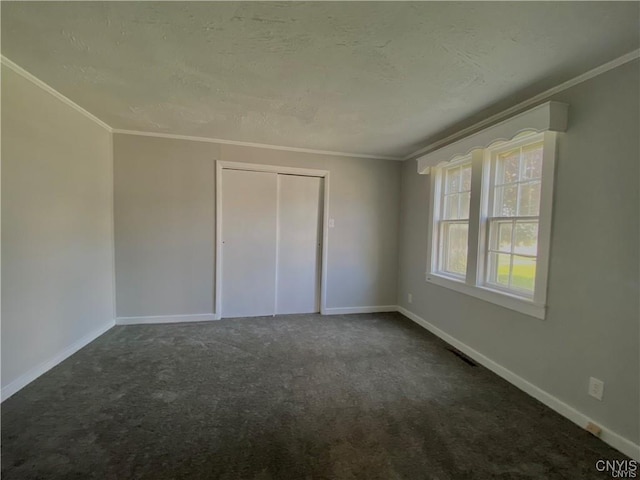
[408,293,413,304]
[588,377,604,400]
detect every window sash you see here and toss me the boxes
[485,216,539,297]
[431,158,472,280]
[439,162,472,221]
[437,219,469,279]
[486,218,539,256]
[483,136,544,297]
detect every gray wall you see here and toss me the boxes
[113,136,401,317]
[397,60,640,444]
[1,65,115,391]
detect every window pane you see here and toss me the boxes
[522,143,543,180]
[445,167,460,194]
[511,256,536,293]
[494,185,518,216]
[497,148,520,185]
[443,194,459,219]
[459,192,470,219]
[442,223,468,276]
[518,182,541,216]
[488,252,511,287]
[514,222,538,256]
[461,164,472,191]
[497,221,513,252]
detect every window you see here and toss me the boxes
[420,101,568,319]
[485,136,543,297]
[434,158,472,278]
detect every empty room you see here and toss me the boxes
[1,2,639,479]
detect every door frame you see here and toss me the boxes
[215,161,330,319]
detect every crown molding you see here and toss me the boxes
[1,55,113,132]
[405,48,640,161]
[112,129,403,161]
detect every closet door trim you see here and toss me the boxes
[215,161,330,319]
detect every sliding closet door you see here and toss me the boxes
[276,175,323,314]
[221,169,278,318]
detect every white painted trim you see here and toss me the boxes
[323,305,398,315]
[274,174,281,315]
[217,161,329,178]
[216,161,330,319]
[396,306,640,461]
[466,150,485,286]
[407,49,639,161]
[1,55,113,132]
[1,320,115,402]
[215,160,223,320]
[425,273,546,319]
[113,129,402,161]
[417,102,567,173]
[319,174,330,316]
[533,131,557,306]
[115,314,218,326]
[108,131,118,324]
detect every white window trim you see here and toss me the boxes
[421,102,568,320]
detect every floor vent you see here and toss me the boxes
[447,347,478,367]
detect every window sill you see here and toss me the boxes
[425,273,546,319]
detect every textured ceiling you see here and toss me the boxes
[2,2,639,158]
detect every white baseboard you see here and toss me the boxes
[322,305,398,315]
[117,308,397,323]
[115,313,220,325]
[1,320,115,402]
[396,306,640,461]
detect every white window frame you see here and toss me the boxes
[431,156,472,281]
[421,102,567,319]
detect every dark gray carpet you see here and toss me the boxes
[2,313,627,479]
